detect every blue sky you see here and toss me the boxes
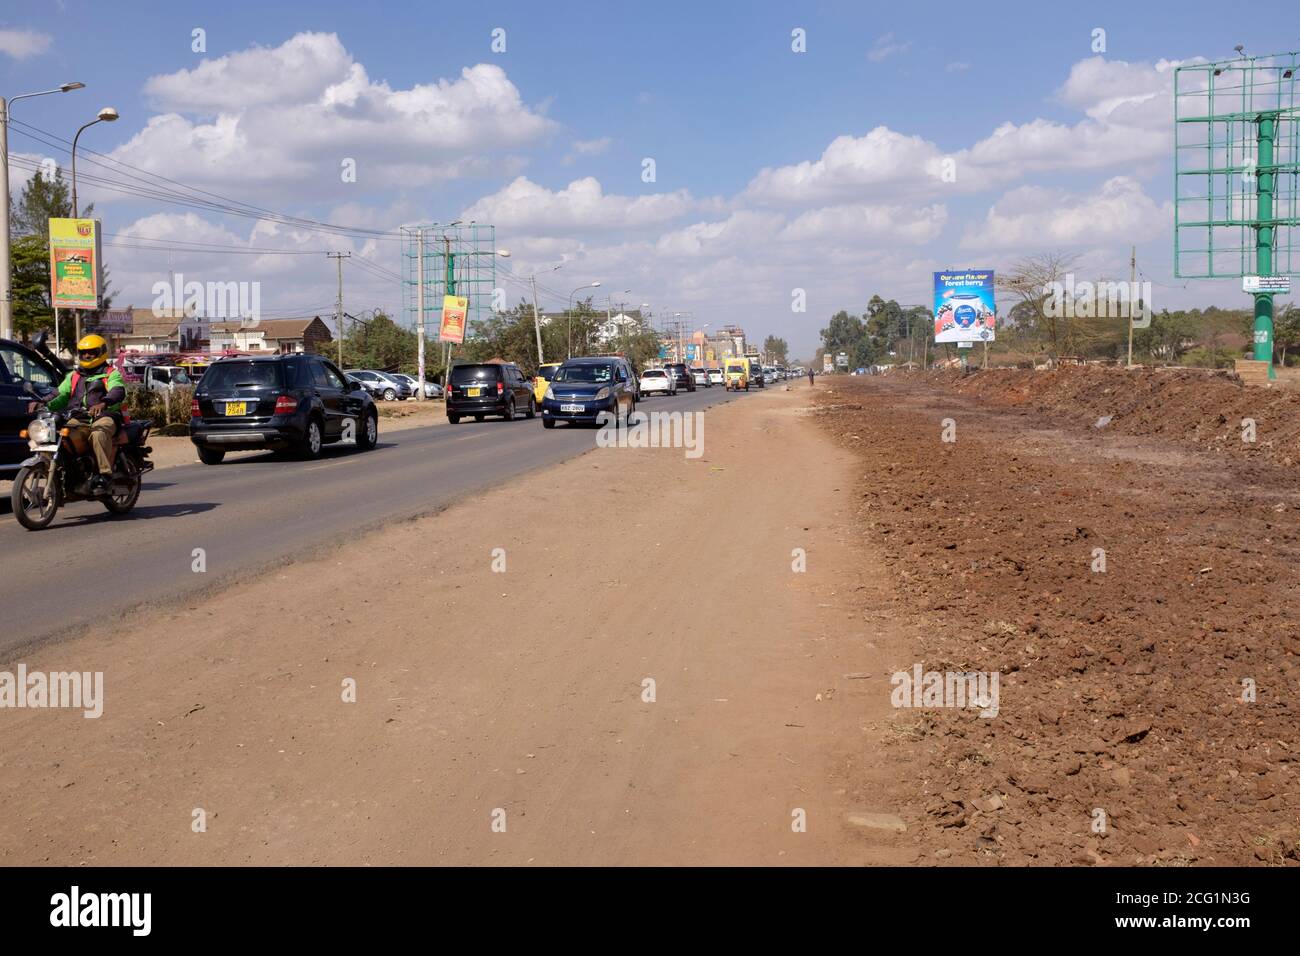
[3,0,1295,355]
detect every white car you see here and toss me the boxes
[639,368,675,396]
[691,368,711,388]
[707,368,724,385]
[390,372,442,399]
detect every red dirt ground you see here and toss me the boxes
[811,369,1300,866]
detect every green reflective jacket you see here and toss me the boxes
[47,368,127,414]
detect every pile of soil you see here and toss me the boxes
[911,365,1300,466]
[812,375,1300,866]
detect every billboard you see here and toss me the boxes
[823,353,833,373]
[49,218,104,310]
[438,294,468,344]
[934,270,995,343]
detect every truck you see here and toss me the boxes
[138,365,194,394]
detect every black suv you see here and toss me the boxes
[190,353,377,463]
[1,334,65,480]
[446,362,536,423]
[664,362,697,392]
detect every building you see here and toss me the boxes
[114,308,184,354]
[209,317,333,354]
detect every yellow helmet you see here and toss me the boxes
[76,333,109,372]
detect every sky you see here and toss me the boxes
[2,0,1295,357]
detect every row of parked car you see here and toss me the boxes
[343,368,442,401]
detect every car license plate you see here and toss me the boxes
[560,403,585,413]
[467,387,483,397]
[224,401,246,416]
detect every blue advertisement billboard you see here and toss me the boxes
[934,270,996,343]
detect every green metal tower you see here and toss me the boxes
[1175,52,1299,379]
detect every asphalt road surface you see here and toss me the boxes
[0,386,748,655]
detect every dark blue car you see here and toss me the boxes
[541,356,637,428]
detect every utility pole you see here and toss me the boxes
[1127,245,1137,367]
[0,97,11,339]
[530,274,544,365]
[416,229,426,400]
[327,252,350,367]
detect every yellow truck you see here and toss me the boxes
[724,358,750,391]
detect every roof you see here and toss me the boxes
[209,318,327,338]
[124,311,180,338]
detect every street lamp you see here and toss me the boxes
[0,81,86,340]
[70,107,119,217]
[567,281,600,358]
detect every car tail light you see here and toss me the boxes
[496,381,504,395]
[191,398,201,417]
[274,394,298,414]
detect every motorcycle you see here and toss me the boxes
[10,403,154,531]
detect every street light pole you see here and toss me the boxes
[567,281,600,359]
[70,106,118,218]
[0,81,85,340]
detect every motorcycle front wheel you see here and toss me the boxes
[103,455,143,515]
[11,460,60,531]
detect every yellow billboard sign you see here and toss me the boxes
[439,295,468,344]
[49,218,104,310]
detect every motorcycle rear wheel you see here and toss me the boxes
[11,461,60,531]
[103,456,143,514]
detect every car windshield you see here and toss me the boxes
[642,370,665,378]
[554,364,612,383]
[538,365,560,381]
[202,361,281,389]
[171,369,192,385]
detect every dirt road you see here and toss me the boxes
[0,385,913,865]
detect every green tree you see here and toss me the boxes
[762,335,789,364]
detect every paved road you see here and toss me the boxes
[0,386,750,655]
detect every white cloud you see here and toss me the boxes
[867,33,912,63]
[562,136,613,166]
[109,32,555,197]
[461,176,695,234]
[0,28,51,60]
[962,176,1172,251]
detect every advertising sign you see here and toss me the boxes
[686,344,697,361]
[49,218,104,310]
[934,270,996,343]
[1243,275,1291,294]
[438,294,468,344]
[836,351,849,367]
[822,353,833,373]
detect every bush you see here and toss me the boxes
[125,384,193,427]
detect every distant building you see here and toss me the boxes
[209,317,333,354]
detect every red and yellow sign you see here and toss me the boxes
[439,294,468,344]
[49,218,104,310]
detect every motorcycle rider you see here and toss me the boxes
[27,333,126,495]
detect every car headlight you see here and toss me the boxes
[545,385,555,400]
[593,387,610,400]
[27,418,55,445]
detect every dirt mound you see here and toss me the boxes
[811,376,1300,866]
[909,366,1300,466]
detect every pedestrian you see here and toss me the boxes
[808,368,815,387]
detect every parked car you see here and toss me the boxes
[388,372,441,399]
[541,356,637,429]
[533,362,562,404]
[345,369,411,401]
[691,367,711,388]
[664,362,696,392]
[639,368,675,396]
[707,367,725,386]
[0,334,65,481]
[445,362,536,423]
[191,354,377,463]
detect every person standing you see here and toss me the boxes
[808,367,815,387]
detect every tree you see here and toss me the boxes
[762,335,789,364]
[997,252,1077,360]
[13,168,74,239]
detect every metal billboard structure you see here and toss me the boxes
[1175,52,1300,378]
[400,222,497,386]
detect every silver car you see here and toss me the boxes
[345,369,412,401]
